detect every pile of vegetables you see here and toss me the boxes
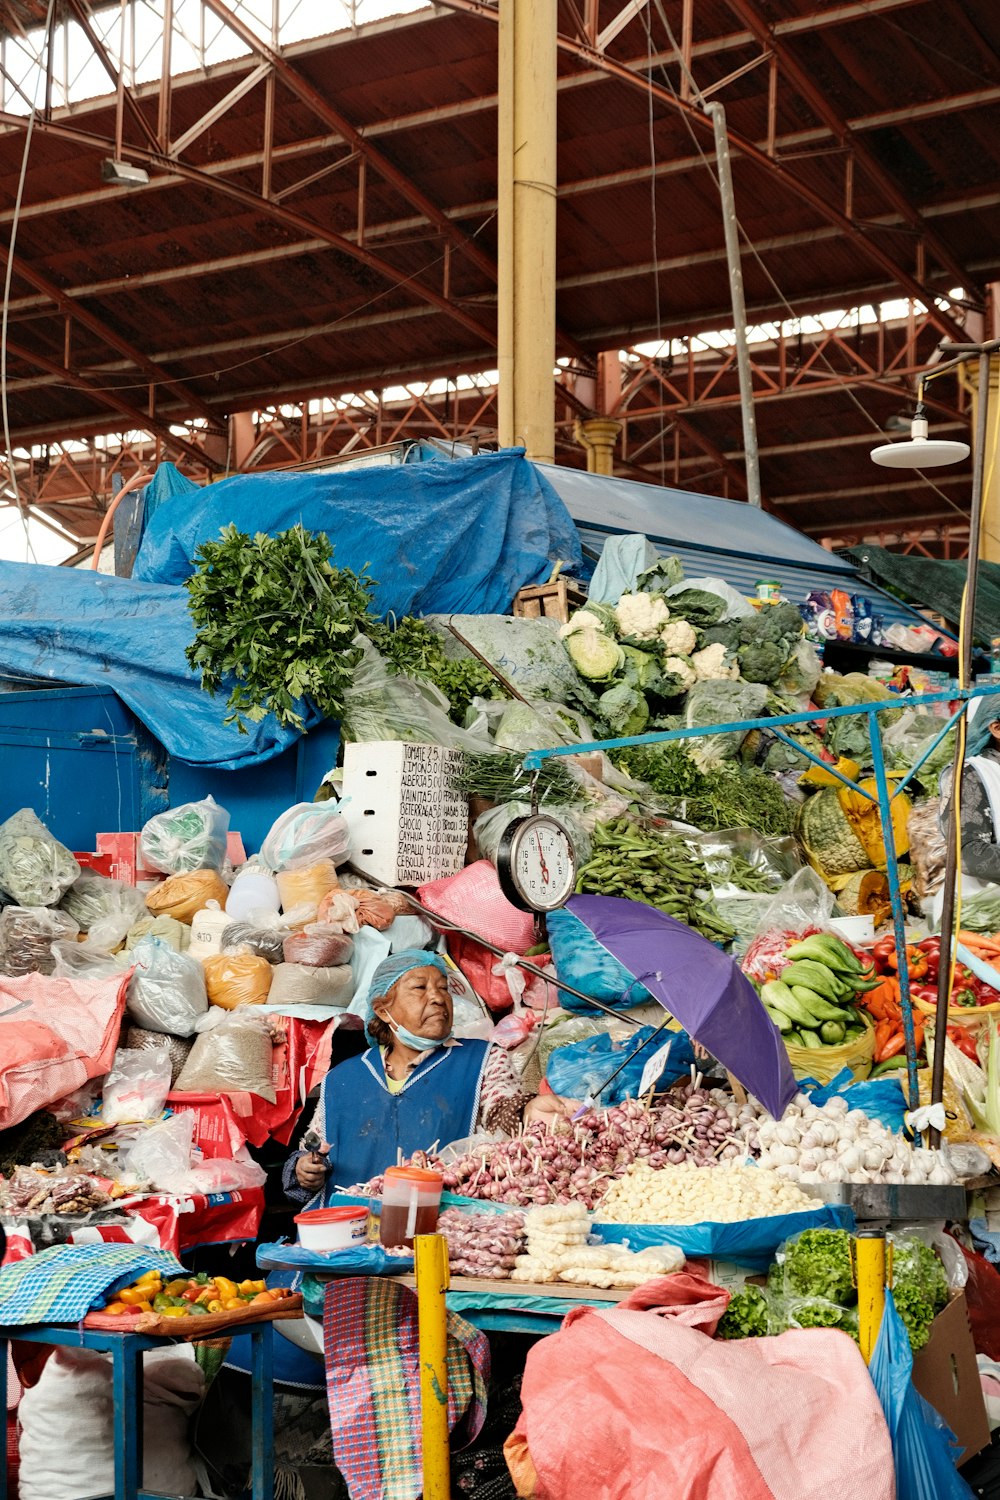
[597,1162,815,1224]
[719,1228,949,1353]
[757,932,877,1052]
[382,1085,759,1210]
[608,740,794,837]
[753,1095,953,1185]
[574,816,735,944]
[699,602,811,685]
[98,1270,291,1318]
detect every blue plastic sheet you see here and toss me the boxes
[256,1240,414,1276]
[133,450,582,619]
[869,1289,974,1500]
[547,907,652,1011]
[801,1067,908,1134]
[546,1025,697,1105]
[592,1202,856,1272]
[0,560,309,768]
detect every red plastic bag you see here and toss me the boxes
[418,861,535,1012]
[953,1238,1000,1360]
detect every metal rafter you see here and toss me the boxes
[723,0,973,295]
[62,0,160,153]
[436,0,968,342]
[4,338,211,467]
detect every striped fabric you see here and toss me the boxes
[323,1276,489,1500]
[0,1242,183,1326]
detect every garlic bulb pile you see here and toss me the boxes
[754,1096,954,1185]
[597,1162,815,1224]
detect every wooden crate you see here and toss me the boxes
[512,579,587,624]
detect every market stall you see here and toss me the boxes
[2,477,1000,1500]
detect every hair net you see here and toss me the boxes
[967,696,1000,759]
[363,949,450,1041]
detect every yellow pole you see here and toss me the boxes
[415,1232,451,1500]
[854,1229,887,1365]
[498,0,557,463]
[576,417,623,475]
[961,355,1000,564]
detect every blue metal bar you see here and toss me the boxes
[869,715,921,1113]
[766,727,876,800]
[891,705,967,802]
[112,1336,142,1500]
[522,681,1000,768]
[250,1320,275,1500]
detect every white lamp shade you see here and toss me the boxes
[870,415,970,469]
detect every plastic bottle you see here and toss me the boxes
[189,900,231,960]
[226,865,281,921]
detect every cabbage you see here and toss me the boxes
[565,627,625,683]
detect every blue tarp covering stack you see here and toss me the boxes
[0,451,580,769]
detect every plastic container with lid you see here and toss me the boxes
[226,866,281,921]
[189,900,230,959]
[378,1166,444,1248]
[295,1205,370,1252]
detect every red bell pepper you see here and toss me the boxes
[872,935,897,975]
[947,1024,980,1062]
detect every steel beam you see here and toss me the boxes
[723,0,972,294]
[63,0,160,153]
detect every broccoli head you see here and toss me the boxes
[701,620,742,652]
[737,639,788,683]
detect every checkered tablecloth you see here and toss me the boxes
[0,1242,183,1326]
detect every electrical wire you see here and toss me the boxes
[1,0,57,562]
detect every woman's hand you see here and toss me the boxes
[294,1150,329,1192]
[523,1093,578,1128]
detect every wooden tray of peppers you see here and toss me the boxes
[85,1269,301,1336]
[860,934,996,1068]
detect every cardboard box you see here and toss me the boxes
[912,1289,990,1465]
[341,741,467,887]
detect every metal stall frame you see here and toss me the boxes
[524,680,1000,1116]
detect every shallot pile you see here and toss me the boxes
[437,1084,757,1210]
[437,1207,525,1279]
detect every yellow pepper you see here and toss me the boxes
[103,1302,129,1316]
[120,1286,157,1305]
[207,1299,225,1313]
[239,1279,266,1296]
[164,1278,190,1296]
[222,1296,245,1310]
[136,1270,163,1286]
[156,1306,189,1318]
[213,1276,238,1301]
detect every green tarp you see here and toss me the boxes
[842,543,1000,646]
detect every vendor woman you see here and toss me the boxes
[942,697,1000,891]
[285,949,572,1204]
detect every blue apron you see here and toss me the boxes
[318,1040,490,1200]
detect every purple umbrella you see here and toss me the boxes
[567,894,797,1118]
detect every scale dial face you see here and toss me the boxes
[497,813,577,913]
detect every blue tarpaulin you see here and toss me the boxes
[134,449,581,620]
[0,451,580,767]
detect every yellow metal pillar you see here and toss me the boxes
[415,1233,451,1500]
[576,417,623,474]
[854,1229,887,1365]
[962,355,1000,563]
[498,0,557,463]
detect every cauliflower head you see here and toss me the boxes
[660,618,697,657]
[692,642,740,681]
[614,592,670,641]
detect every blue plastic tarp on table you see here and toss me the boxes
[0,560,312,768]
[133,449,582,620]
[592,1202,856,1271]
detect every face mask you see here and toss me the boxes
[384,1016,444,1052]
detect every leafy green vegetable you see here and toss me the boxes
[784,1296,850,1331]
[609,741,794,836]
[661,588,727,627]
[368,616,503,723]
[598,682,649,736]
[891,1236,949,1353]
[185,523,373,732]
[738,640,788,684]
[717,1285,769,1340]
[454,752,588,806]
[781,1229,855,1304]
[564,627,625,683]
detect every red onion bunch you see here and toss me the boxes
[437,1207,525,1278]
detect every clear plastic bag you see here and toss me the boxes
[0,808,80,908]
[740,867,837,981]
[683,680,770,769]
[0,905,79,976]
[60,871,146,951]
[340,635,496,752]
[173,1011,276,1101]
[908,799,947,913]
[313,890,360,933]
[121,1110,195,1191]
[50,939,121,979]
[275,860,338,922]
[328,887,392,931]
[122,1024,193,1086]
[139,796,230,875]
[145,869,229,924]
[266,962,354,1008]
[203,949,273,1010]
[100,1045,172,1125]
[259,802,351,872]
[126,935,208,1036]
[125,914,191,953]
[282,925,354,967]
[221,920,286,966]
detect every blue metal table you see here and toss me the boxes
[0,1319,275,1500]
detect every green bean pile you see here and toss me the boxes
[574,816,735,944]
